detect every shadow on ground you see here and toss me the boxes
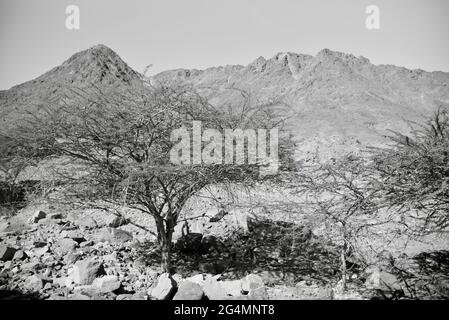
[136,218,342,286]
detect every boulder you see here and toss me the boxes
[202,278,227,300]
[68,258,105,285]
[149,273,176,300]
[24,275,44,291]
[56,238,78,255]
[220,280,243,297]
[12,250,28,260]
[0,245,17,261]
[248,286,269,300]
[92,275,121,293]
[75,217,98,229]
[241,274,264,293]
[173,280,204,300]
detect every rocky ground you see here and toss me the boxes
[1,203,448,300]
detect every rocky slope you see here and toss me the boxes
[2,45,449,161]
[0,45,142,131]
[152,49,449,161]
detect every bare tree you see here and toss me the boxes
[12,83,295,272]
[372,106,449,234]
[295,156,383,290]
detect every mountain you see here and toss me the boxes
[1,45,449,161]
[0,44,142,130]
[152,49,449,161]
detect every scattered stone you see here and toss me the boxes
[92,275,121,293]
[56,238,78,255]
[49,213,63,220]
[95,227,133,244]
[173,280,204,300]
[76,217,98,229]
[12,250,28,261]
[61,230,86,244]
[149,273,176,300]
[24,275,44,291]
[68,258,105,285]
[21,261,41,273]
[295,281,333,300]
[0,245,17,261]
[34,246,49,257]
[29,210,46,223]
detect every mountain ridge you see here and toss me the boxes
[1,44,449,161]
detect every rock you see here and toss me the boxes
[248,286,269,300]
[175,233,203,252]
[92,275,121,293]
[149,273,176,300]
[202,278,227,300]
[49,213,63,220]
[76,217,98,229]
[173,280,204,300]
[106,215,129,228]
[149,273,177,300]
[53,276,74,288]
[68,258,105,285]
[209,209,228,222]
[295,281,333,300]
[56,238,78,255]
[241,274,264,292]
[221,280,242,296]
[21,261,41,273]
[185,274,209,286]
[365,268,402,291]
[12,250,28,260]
[64,252,81,265]
[0,245,17,261]
[61,230,86,244]
[33,246,49,257]
[29,210,46,223]
[94,227,133,243]
[24,275,44,291]
[80,240,94,248]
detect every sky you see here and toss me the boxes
[0,0,448,90]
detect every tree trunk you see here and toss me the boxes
[160,238,171,273]
[340,245,347,291]
[154,217,172,273]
